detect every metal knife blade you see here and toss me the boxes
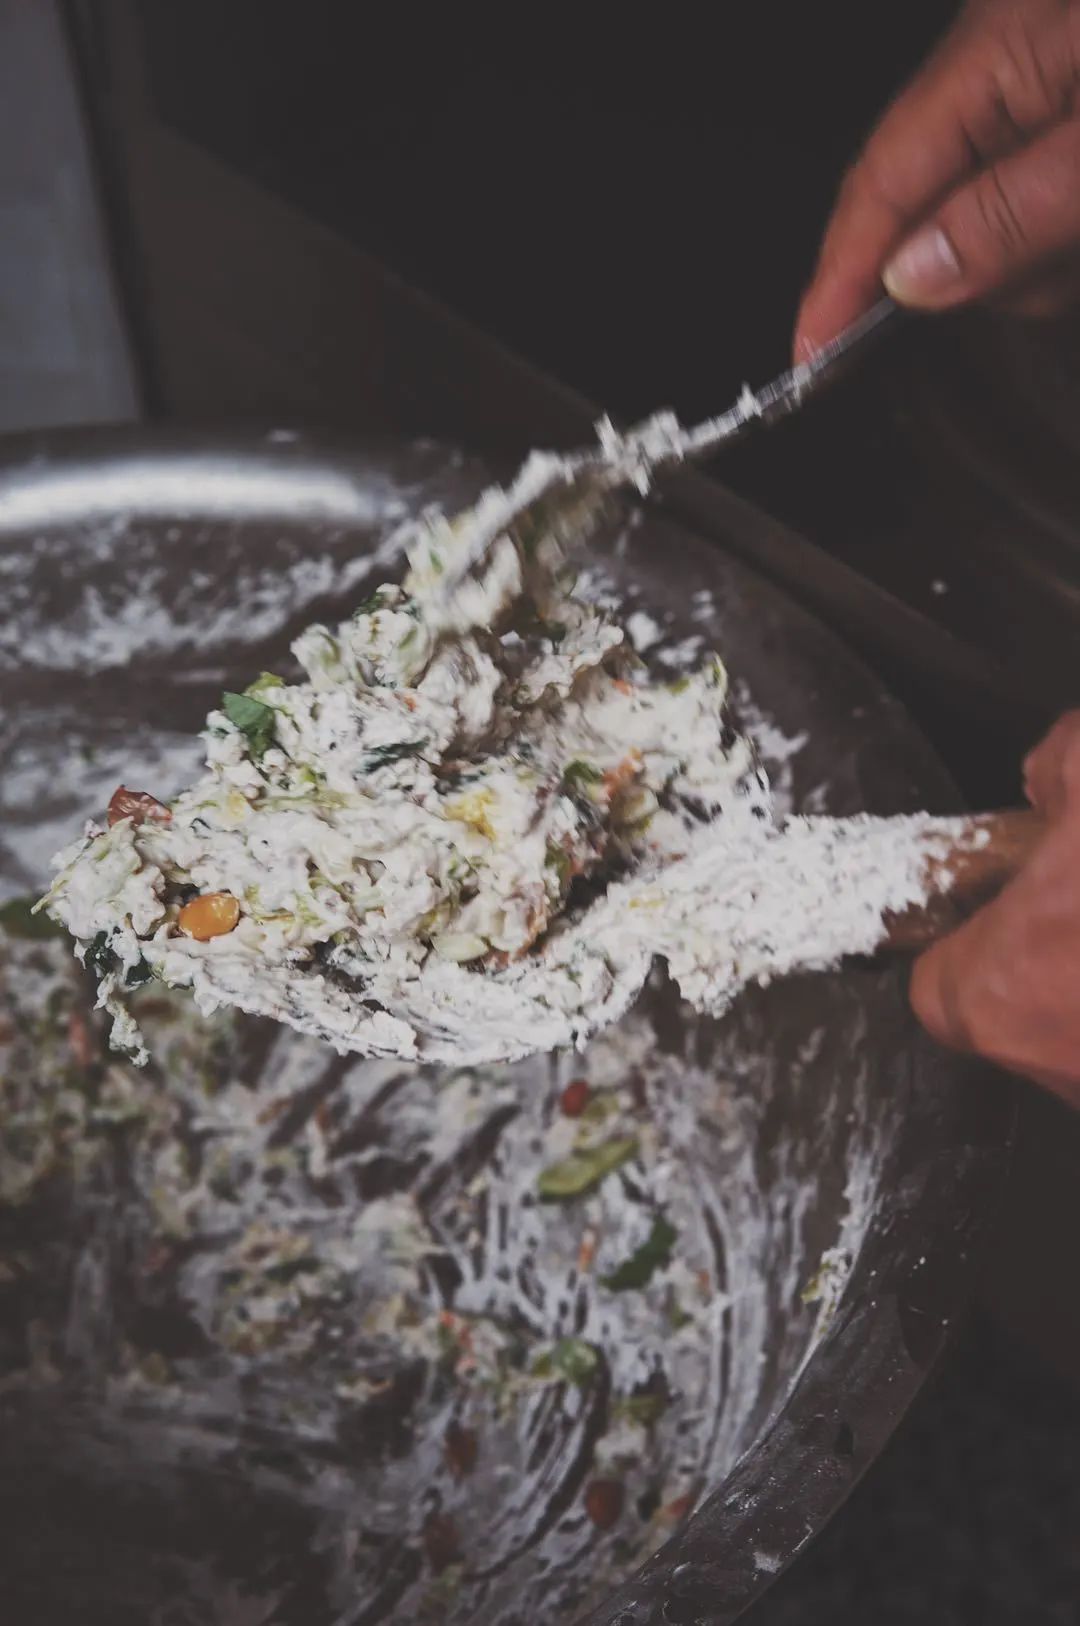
[427,297,904,609]
[743,295,903,430]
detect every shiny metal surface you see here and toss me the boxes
[750,297,902,429]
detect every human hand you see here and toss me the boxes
[910,711,1080,1106]
[795,0,1080,360]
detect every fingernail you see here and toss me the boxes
[883,226,962,304]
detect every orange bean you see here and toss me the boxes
[560,1079,590,1117]
[177,892,240,941]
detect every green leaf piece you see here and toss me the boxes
[601,1216,678,1292]
[537,1135,638,1201]
[222,691,277,758]
[361,740,427,773]
[562,759,602,792]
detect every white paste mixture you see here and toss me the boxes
[40,418,968,1068]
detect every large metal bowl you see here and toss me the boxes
[0,428,1011,1626]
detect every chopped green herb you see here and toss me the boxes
[537,1135,639,1201]
[601,1216,677,1292]
[354,589,389,616]
[531,1336,600,1387]
[562,759,602,792]
[0,896,66,941]
[245,671,284,697]
[800,1254,848,1307]
[263,1253,319,1285]
[545,841,572,887]
[362,739,427,773]
[222,691,277,758]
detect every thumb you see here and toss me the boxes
[883,117,1080,311]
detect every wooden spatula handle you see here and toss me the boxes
[882,808,1045,951]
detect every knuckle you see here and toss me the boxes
[995,11,1069,124]
[971,164,1030,259]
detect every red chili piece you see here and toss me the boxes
[559,1079,590,1117]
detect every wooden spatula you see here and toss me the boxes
[882,807,1044,951]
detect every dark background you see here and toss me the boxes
[134,3,960,542]
[136,4,948,409]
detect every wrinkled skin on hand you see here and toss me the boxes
[911,712,1080,1107]
[796,0,1080,359]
